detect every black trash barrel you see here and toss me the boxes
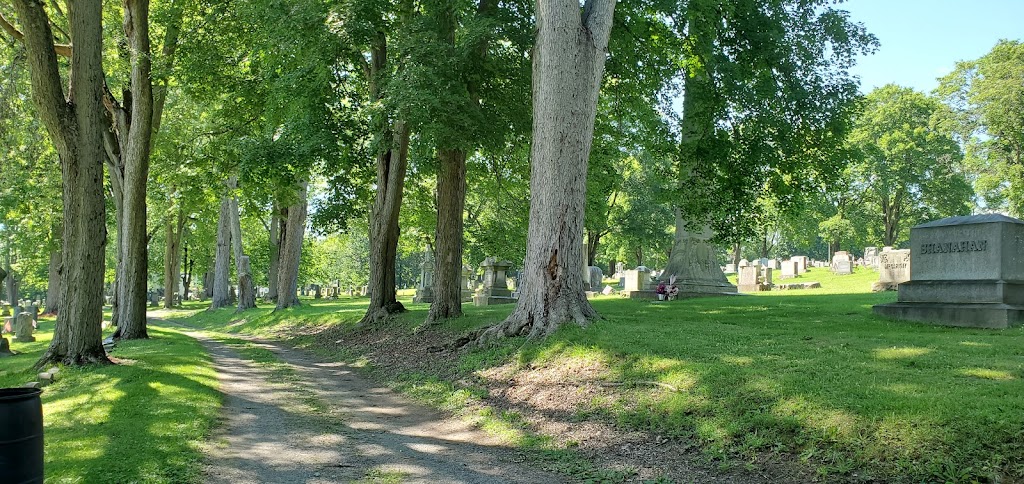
[0,387,44,484]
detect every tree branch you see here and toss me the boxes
[582,0,616,50]
[0,10,71,56]
[10,0,72,153]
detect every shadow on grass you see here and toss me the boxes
[178,282,1024,482]
[3,326,219,484]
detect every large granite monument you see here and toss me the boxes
[473,257,516,306]
[413,247,435,303]
[874,214,1024,328]
[642,217,737,299]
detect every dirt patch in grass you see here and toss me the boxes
[301,322,819,483]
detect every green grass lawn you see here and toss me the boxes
[171,269,1024,482]
[0,313,220,483]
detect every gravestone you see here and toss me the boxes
[614,262,624,276]
[14,313,34,342]
[872,249,910,291]
[766,259,781,270]
[874,214,1024,328]
[723,263,737,274]
[623,267,654,294]
[762,267,773,285]
[602,285,614,296]
[831,251,853,275]
[0,337,12,356]
[738,259,750,268]
[473,257,515,306]
[737,266,762,292]
[461,266,475,302]
[413,247,435,303]
[792,256,809,274]
[780,260,798,279]
[587,266,603,291]
[865,247,880,269]
[640,224,737,299]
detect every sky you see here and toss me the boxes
[840,0,1024,94]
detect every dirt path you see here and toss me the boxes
[169,323,564,484]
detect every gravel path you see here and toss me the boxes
[173,324,563,484]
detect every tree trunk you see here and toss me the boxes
[5,247,17,306]
[469,0,615,346]
[276,180,308,310]
[427,148,466,322]
[210,197,233,309]
[14,0,110,365]
[107,0,154,341]
[732,242,742,268]
[227,177,255,311]
[237,255,255,312]
[181,241,193,301]
[163,208,184,308]
[266,202,281,302]
[361,121,410,324]
[202,270,213,299]
[46,242,60,314]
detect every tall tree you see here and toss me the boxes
[850,85,972,246]
[276,180,307,309]
[10,0,109,365]
[469,0,616,344]
[937,40,1024,215]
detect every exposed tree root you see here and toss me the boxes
[34,350,110,370]
[358,301,407,327]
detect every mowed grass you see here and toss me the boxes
[0,314,220,483]
[175,269,1024,482]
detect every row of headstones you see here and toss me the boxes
[726,256,810,278]
[1,302,39,343]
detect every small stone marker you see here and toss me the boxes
[14,313,34,342]
[872,249,910,291]
[623,267,653,294]
[737,266,761,292]
[874,214,1024,328]
[587,266,604,291]
[780,260,798,279]
[602,285,614,296]
[792,256,809,273]
[775,282,821,290]
[0,337,13,356]
[831,251,853,275]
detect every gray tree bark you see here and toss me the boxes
[266,202,281,302]
[428,148,466,322]
[360,35,410,325]
[163,208,184,308]
[426,0,496,324]
[46,241,60,314]
[276,180,308,310]
[470,0,615,345]
[106,0,154,341]
[210,197,233,309]
[227,176,255,311]
[13,0,109,365]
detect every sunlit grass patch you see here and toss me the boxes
[959,367,1015,380]
[175,269,1024,483]
[1,322,219,483]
